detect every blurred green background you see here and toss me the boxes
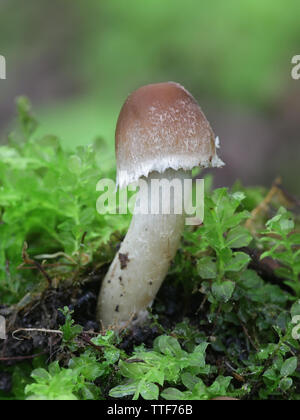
[0,0,299,192]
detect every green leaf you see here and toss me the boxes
[226,226,252,248]
[68,155,82,174]
[16,96,38,138]
[197,257,217,279]
[140,382,159,400]
[30,368,51,383]
[212,281,235,302]
[280,357,298,377]
[288,233,300,246]
[181,373,200,391]
[154,335,183,357]
[92,330,117,347]
[257,344,277,360]
[161,388,186,400]
[263,368,278,381]
[109,383,137,398]
[279,377,293,391]
[291,300,300,317]
[119,360,148,380]
[266,207,294,235]
[225,252,251,272]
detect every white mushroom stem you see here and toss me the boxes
[97,169,191,328]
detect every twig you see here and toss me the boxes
[34,252,77,265]
[245,177,282,233]
[0,351,47,362]
[80,334,103,353]
[18,262,74,269]
[241,323,259,351]
[80,232,87,246]
[22,242,52,286]
[12,328,63,341]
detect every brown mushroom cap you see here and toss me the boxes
[115,82,224,188]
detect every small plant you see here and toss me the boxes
[109,335,235,400]
[59,307,83,351]
[25,314,123,400]
[161,375,233,400]
[0,97,130,304]
[25,353,103,400]
[234,319,300,399]
[184,188,252,307]
[259,207,300,295]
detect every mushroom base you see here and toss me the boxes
[97,169,191,329]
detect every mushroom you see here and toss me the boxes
[97,82,224,328]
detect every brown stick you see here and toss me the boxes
[22,242,52,286]
[245,177,282,233]
[0,351,47,362]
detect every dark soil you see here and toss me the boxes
[0,246,285,396]
[0,269,177,392]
